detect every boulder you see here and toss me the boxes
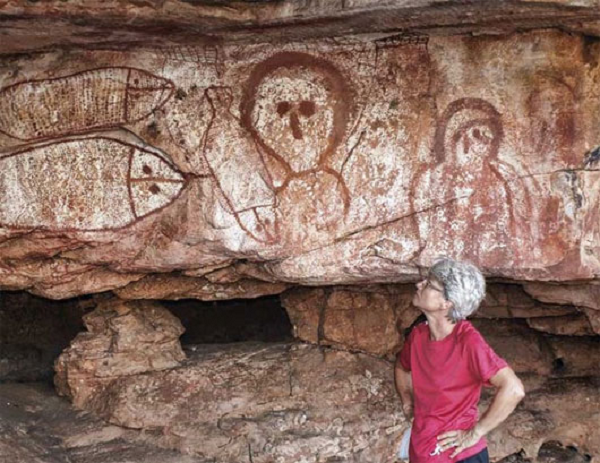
[55,299,185,408]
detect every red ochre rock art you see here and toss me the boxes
[412,98,534,268]
[526,75,579,168]
[240,52,352,247]
[0,67,174,142]
[202,86,278,243]
[0,31,598,295]
[0,137,186,231]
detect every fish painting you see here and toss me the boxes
[0,67,174,141]
[0,137,186,231]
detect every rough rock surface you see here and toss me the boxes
[523,284,600,334]
[1,1,600,54]
[485,376,600,463]
[2,30,600,298]
[59,341,407,463]
[0,381,206,463]
[282,285,598,357]
[282,285,418,358]
[54,299,185,408]
[1,380,596,463]
[54,340,600,463]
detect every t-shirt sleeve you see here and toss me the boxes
[466,331,508,385]
[398,331,413,372]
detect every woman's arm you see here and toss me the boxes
[437,366,525,458]
[473,366,526,437]
[394,355,414,421]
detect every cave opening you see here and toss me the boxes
[0,282,599,461]
[0,291,91,383]
[0,291,295,384]
[163,295,294,346]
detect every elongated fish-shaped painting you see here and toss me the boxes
[0,137,186,231]
[0,67,175,141]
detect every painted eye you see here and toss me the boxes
[149,184,161,194]
[143,164,153,175]
[299,100,316,117]
[276,101,291,116]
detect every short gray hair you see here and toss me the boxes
[428,257,486,322]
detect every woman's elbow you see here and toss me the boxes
[511,377,526,402]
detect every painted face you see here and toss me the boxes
[449,117,498,166]
[413,277,447,311]
[251,66,336,172]
[434,98,503,167]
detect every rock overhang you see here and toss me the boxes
[0,3,599,316]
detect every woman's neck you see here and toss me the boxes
[425,313,457,341]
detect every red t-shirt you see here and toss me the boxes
[399,320,508,463]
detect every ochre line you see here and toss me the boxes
[129,178,185,183]
[127,147,138,219]
[124,68,131,122]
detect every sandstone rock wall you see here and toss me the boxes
[1,1,600,54]
[54,299,407,462]
[1,30,600,304]
[52,291,600,462]
[282,284,599,358]
[55,299,185,408]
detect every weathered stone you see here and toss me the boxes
[63,342,408,462]
[114,274,288,300]
[53,341,600,463]
[322,290,402,357]
[477,284,576,319]
[523,284,600,334]
[484,377,600,461]
[282,285,417,358]
[472,319,599,379]
[545,336,600,377]
[1,30,600,298]
[1,0,600,54]
[473,319,554,376]
[280,287,327,344]
[527,313,596,336]
[523,283,600,310]
[54,299,185,408]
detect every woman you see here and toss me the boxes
[395,258,525,463]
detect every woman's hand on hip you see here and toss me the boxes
[437,427,484,458]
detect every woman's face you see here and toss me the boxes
[413,276,447,312]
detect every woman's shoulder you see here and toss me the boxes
[456,320,485,344]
